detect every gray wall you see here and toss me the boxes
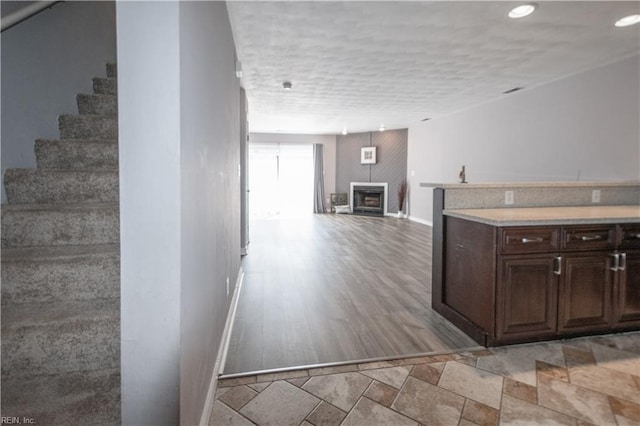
[1,1,117,203]
[250,133,337,207]
[118,2,240,424]
[407,55,640,224]
[336,129,408,212]
[240,89,249,253]
[178,2,240,425]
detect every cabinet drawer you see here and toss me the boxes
[618,224,640,249]
[562,226,616,251]
[499,227,559,254]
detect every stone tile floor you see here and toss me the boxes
[212,332,640,425]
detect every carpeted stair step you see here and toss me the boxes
[4,169,118,204]
[77,94,117,116]
[106,63,117,79]
[59,115,117,140]
[1,203,119,248]
[1,298,120,379]
[1,368,120,425]
[35,139,118,170]
[92,77,117,96]
[1,244,119,305]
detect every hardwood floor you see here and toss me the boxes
[223,213,478,375]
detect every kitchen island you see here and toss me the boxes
[427,182,640,346]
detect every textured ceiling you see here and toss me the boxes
[227,1,640,135]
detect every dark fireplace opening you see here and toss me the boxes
[353,186,384,216]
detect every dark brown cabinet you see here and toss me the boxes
[441,217,640,346]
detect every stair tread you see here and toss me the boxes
[76,93,118,116]
[36,138,117,144]
[6,168,118,175]
[59,113,117,119]
[1,368,120,424]
[2,298,119,329]
[77,93,117,99]
[6,167,117,174]
[1,202,119,213]
[1,243,119,262]
[35,138,119,171]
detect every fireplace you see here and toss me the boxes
[350,182,389,216]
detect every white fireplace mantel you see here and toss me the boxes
[350,182,389,216]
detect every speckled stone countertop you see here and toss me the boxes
[420,181,640,189]
[444,205,640,226]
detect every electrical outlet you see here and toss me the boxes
[226,277,230,296]
[505,190,514,205]
[592,189,601,203]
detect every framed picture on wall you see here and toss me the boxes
[361,147,377,164]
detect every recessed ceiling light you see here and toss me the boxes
[342,127,348,135]
[379,124,385,132]
[508,3,536,19]
[615,14,640,27]
[282,81,292,90]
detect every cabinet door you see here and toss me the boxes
[614,250,640,326]
[558,252,613,333]
[497,255,558,341]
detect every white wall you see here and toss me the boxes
[118,2,241,425]
[407,56,640,224]
[1,1,117,203]
[250,133,337,206]
[117,2,182,424]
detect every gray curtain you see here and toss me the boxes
[313,144,327,213]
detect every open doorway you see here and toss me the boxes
[248,143,314,219]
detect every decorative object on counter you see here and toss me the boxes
[361,146,377,164]
[330,193,349,213]
[397,178,408,218]
[459,165,467,183]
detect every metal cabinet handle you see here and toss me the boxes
[619,253,627,271]
[580,234,603,241]
[611,253,620,271]
[521,237,544,243]
[629,233,640,239]
[554,256,562,275]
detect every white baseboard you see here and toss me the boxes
[408,215,433,227]
[199,268,245,426]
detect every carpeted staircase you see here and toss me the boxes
[1,63,120,424]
